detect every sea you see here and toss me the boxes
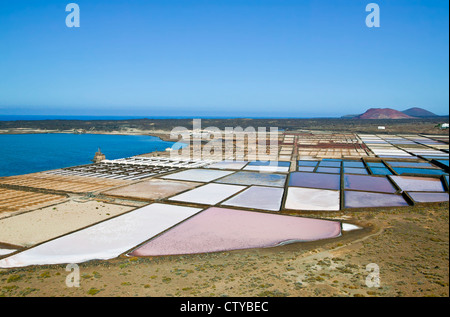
[0,133,181,177]
[0,114,318,177]
[0,115,195,121]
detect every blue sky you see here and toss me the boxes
[0,0,448,117]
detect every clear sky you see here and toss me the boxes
[0,0,448,117]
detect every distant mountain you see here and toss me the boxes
[355,108,415,119]
[402,107,439,118]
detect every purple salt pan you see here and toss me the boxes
[344,191,409,208]
[389,176,445,192]
[344,174,397,193]
[129,207,342,256]
[289,172,341,190]
[407,192,449,203]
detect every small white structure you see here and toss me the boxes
[378,126,386,130]
[441,123,449,129]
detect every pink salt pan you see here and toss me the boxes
[129,207,342,256]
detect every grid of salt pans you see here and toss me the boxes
[421,135,449,147]
[173,132,281,162]
[297,133,370,159]
[0,188,67,215]
[400,135,449,151]
[378,135,449,159]
[279,134,295,161]
[46,157,215,181]
[0,203,203,268]
[358,134,416,158]
[0,173,127,194]
[359,134,449,161]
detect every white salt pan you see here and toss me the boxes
[0,203,202,268]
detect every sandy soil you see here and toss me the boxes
[0,202,448,297]
[0,200,135,247]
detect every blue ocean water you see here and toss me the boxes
[0,115,188,121]
[0,133,180,177]
[0,115,319,121]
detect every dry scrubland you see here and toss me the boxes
[1,202,448,297]
[0,117,448,135]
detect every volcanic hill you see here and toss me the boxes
[355,108,415,119]
[402,107,439,118]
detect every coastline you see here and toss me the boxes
[0,128,174,140]
[0,128,182,147]
[1,117,448,136]
[0,131,185,178]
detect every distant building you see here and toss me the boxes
[378,126,386,130]
[92,148,106,163]
[436,123,449,129]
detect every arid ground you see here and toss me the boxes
[1,202,448,297]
